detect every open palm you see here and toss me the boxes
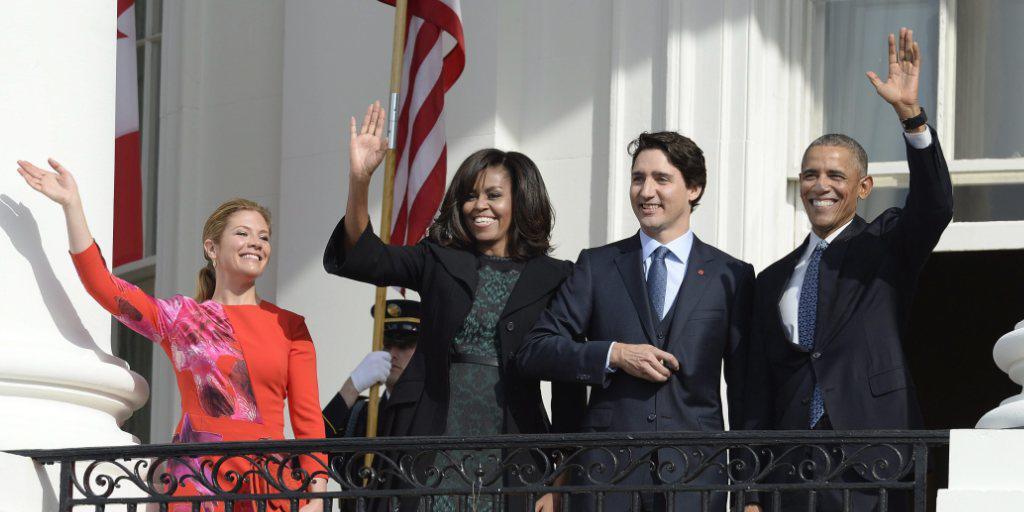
[349,102,388,182]
[866,28,921,118]
[16,158,80,206]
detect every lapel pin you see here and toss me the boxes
[697,269,705,276]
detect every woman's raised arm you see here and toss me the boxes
[16,158,93,253]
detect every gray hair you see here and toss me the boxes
[803,133,869,176]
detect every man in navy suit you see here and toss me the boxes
[743,28,954,512]
[516,131,755,511]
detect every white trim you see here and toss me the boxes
[936,0,957,152]
[113,255,156,283]
[936,221,1024,252]
[137,2,162,257]
[605,0,628,243]
[863,158,1024,178]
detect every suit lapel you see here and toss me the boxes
[428,244,479,294]
[815,216,866,350]
[500,256,562,320]
[664,237,715,347]
[614,235,656,343]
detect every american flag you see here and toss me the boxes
[380,0,465,246]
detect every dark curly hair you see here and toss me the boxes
[628,131,707,210]
[427,148,554,260]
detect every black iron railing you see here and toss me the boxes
[10,430,949,512]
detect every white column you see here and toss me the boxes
[0,0,148,451]
[976,319,1024,429]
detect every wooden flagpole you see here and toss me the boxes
[366,0,408,460]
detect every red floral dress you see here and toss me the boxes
[72,242,325,511]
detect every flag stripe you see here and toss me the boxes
[379,0,464,247]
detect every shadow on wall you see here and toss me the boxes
[33,462,58,512]
[0,194,127,368]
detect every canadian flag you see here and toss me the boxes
[114,0,142,267]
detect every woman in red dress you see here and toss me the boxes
[16,159,326,512]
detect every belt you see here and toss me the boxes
[450,352,500,367]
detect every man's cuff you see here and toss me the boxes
[605,342,618,373]
[903,127,933,149]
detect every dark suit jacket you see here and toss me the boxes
[745,127,954,431]
[516,233,755,433]
[324,219,587,437]
[322,352,426,438]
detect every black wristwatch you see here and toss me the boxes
[902,107,928,131]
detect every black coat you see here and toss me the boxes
[745,127,954,431]
[324,218,587,437]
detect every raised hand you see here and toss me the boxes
[14,158,93,252]
[16,159,81,207]
[866,27,922,121]
[349,101,388,183]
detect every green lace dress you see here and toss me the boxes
[432,255,522,512]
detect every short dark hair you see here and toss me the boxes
[804,133,869,176]
[627,131,707,210]
[427,148,554,260]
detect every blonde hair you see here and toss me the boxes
[195,198,272,301]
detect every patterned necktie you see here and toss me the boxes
[798,239,829,428]
[647,246,670,321]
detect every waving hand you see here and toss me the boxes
[349,101,388,183]
[16,159,80,207]
[866,27,922,121]
[15,158,93,252]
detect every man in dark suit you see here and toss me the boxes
[322,299,424,439]
[516,131,755,511]
[743,28,954,512]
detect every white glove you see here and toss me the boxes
[349,351,392,393]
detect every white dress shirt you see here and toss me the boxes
[638,229,694,320]
[606,229,695,369]
[778,130,933,344]
[778,220,852,344]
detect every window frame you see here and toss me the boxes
[113,0,162,444]
[798,0,1024,252]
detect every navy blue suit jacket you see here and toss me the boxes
[516,234,755,433]
[745,128,954,431]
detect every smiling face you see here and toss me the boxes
[800,145,873,239]
[630,148,702,243]
[204,210,271,282]
[461,166,513,257]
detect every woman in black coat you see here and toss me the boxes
[325,103,585,511]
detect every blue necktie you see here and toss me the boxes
[798,239,829,428]
[647,246,670,321]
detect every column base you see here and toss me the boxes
[0,343,149,450]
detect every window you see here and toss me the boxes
[112,0,163,444]
[818,0,1024,250]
